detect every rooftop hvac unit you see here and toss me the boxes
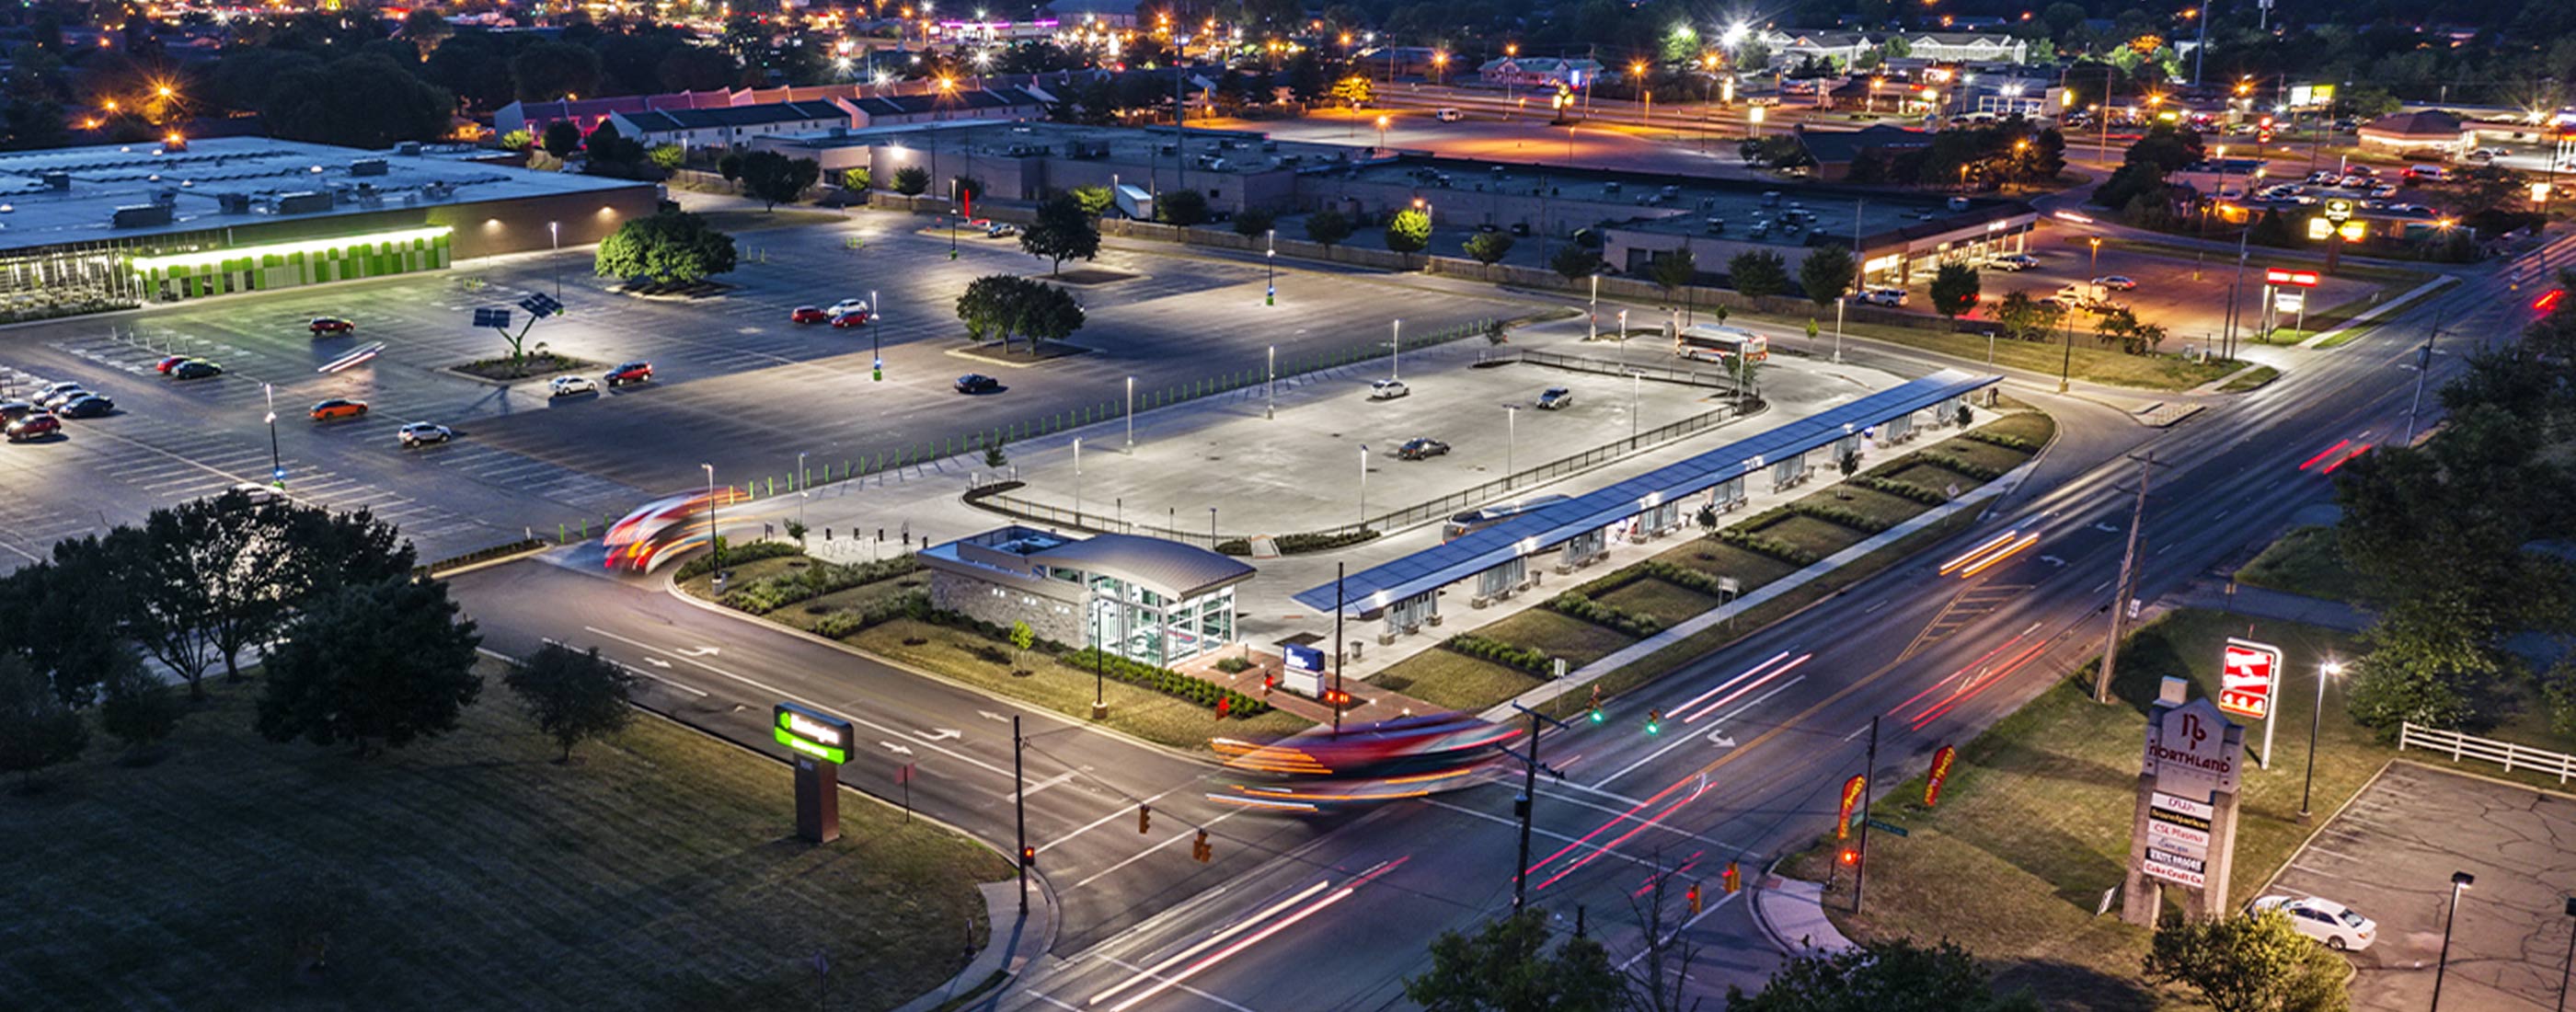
[394,142,422,156]
[351,158,389,177]
[111,204,173,228]
[276,190,332,214]
[217,192,251,213]
[41,172,67,190]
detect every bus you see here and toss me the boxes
[604,488,745,573]
[1674,324,1768,364]
[1442,494,1571,542]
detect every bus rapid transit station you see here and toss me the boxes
[1294,369,2000,643]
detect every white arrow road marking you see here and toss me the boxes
[645,657,672,668]
[881,742,914,755]
[1708,733,1737,748]
[2039,555,2066,567]
[979,709,1011,723]
[918,728,962,742]
[2093,522,2120,533]
[1009,770,1078,802]
[678,647,721,657]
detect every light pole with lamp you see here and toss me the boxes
[1265,228,1276,305]
[2059,308,2076,393]
[262,384,282,489]
[1588,273,1600,340]
[1124,376,1135,450]
[1616,308,1629,362]
[1832,292,1846,364]
[869,288,883,381]
[1503,405,1518,476]
[797,451,809,532]
[1357,444,1369,528]
[702,464,720,569]
[1375,114,1389,155]
[2088,236,2102,278]
[1265,345,1276,420]
[2559,895,2576,1012]
[548,221,561,299]
[2298,659,2341,822]
[1390,319,1402,379]
[2433,870,2475,1010]
[1073,438,1084,523]
[1208,507,1217,548]
[1628,371,1641,440]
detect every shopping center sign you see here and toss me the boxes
[2218,638,2283,721]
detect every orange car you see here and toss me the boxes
[309,398,369,421]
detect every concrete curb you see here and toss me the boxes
[891,878,1063,1012]
[1748,875,1857,960]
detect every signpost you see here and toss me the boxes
[774,702,855,843]
[2121,679,2247,925]
[2220,638,2283,767]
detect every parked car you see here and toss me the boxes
[2248,896,2376,951]
[1370,378,1411,400]
[604,361,654,387]
[308,316,354,334]
[0,400,32,421]
[2092,275,2139,291]
[826,298,870,318]
[155,355,190,374]
[983,222,1018,238]
[831,309,870,328]
[789,305,832,324]
[171,360,222,380]
[1987,253,2040,271]
[308,398,369,421]
[397,421,454,447]
[954,374,1000,394]
[1855,287,1907,307]
[6,411,60,442]
[1535,386,1574,410]
[548,375,600,397]
[34,385,88,409]
[226,482,283,504]
[1396,438,1451,460]
[55,395,113,419]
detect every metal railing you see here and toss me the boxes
[1504,348,1743,394]
[2398,721,2576,783]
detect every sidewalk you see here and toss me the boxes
[2168,578,2373,633]
[1750,876,1857,960]
[891,879,1061,1012]
[2294,274,2457,350]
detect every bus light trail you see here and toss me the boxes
[1681,653,1811,723]
[1938,532,2022,575]
[1957,534,2040,578]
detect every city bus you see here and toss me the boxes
[1674,324,1768,364]
[1441,494,1571,542]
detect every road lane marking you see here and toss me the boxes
[1422,798,1752,868]
[1039,783,1199,856]
[1613,889,1742,972]
[1010,771,1079,803]
[1067,810,1245,892]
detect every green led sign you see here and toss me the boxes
[773,702,854,765]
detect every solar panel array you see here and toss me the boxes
[1291,369,1998,614]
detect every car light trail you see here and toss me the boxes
[1087,880,1334,1006]
[1204,794,1320,811]
[2298,439,2352,472]
[1956,533,2040,577]
[2320,443,2370,474]
[1664,650,1791,719]
[1939,532,2023,575]
[1909,639,2051,731]
[1096,859,1403,1011]
[317,341,385,374]
[1681,653,1811,723]
[1629,851,1705,899]
[1885,627,2035,718]
[2537,289,2565,313]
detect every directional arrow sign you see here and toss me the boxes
[678,647,721,657]
[917,728,961,742]
[880,742,914,755]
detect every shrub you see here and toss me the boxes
[1214,656,1254,673]
[1916,451,2006,481]
[811,590,931,639]
[1851,475,1947,505]
[1442,634,1556,676]
[1717,528,1822,566]
[1636,559,1739,598]
[1788,500,1895,534]
[674,539,802,581]
[1963,429,2037,452]
[717,554,924,613]
[1063,648,1271,717]
[1217,529,1380,556]
[1546,592,1664,638]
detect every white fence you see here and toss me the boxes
[2398,721,2576,783]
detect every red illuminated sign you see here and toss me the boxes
[1837,774,1867,839]
[2218,638,2283,720]
[2263,269,2320,287]
[1925,744,1958,807]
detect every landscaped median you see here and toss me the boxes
[1370,409,2058,716]
[672,544,1310,752]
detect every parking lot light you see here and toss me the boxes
[2434,870,2476,1010]
[1125,376,1135,450]
[2299,659,2341,822]
[1391,319,1401,380]
[702,464,719,569]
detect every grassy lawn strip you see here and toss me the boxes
[1781,610,2375,1012]
[850,619,1310,750]
[1479,608,1639,666]
[1754,514,1869,558]
[1374,649,1547,713]
[1596,578,1722,627]
[1826,319,2240,392]
[2215,364,2282,393]
[0,659,1005,1012]
[2235,525,2386,608]
[2061,235,2435,290]
[765,574,929,633]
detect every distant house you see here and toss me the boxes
[1476,56,1608,88]
[610,101,853,152]
[845,86,1049,127]
[1796,124,1934,181]
[1758,30,1878,69]
[1042,0,1141,28]
[1893,32,2029,64]
[2357,109,2471,155]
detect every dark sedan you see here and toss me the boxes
[1397,438,1452,460]
[56,395,114,419]
[954,374,1001,395]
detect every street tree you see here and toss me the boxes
[1305,208,1353,248]
[1929,262,1982,319]
[1385,208,1432,263]
[1728,249,1789,298]
[256,577,485,757]
[841,167,870,191]
[892,165,931,195]
[1232,207,1278,237]
[1799,247,1857,309]
[1726,938,2041,1012]
[595,209,739,284]
[2144,910,2349,1012]
[1463,231,1516,278]
[1993,291,2063,343]
[1070,185,1115,216]
[541,121,581,159]
[736,149,821,211]
[87,524,219,702]
[0,546,129,706]
[1649,248,1698,322]
[98,653,182,761]
[1156,189,1211,226]
[502,643,638,763]
[1550,245,1603,284]
[1402,908,1625,1012]
[717,151,743,181]
[1021,191,1102,275]
[0,654,87,790]
[1330,74,1373,109]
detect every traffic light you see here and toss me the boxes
[1646,708,1663,735]
[1722,861,1741,894]
[1686,882,1704,914]
[1021,845,1038,868]
[1838,847,1858,868]
[1137,803,1152,834]
[1191,829,1213,863]
[1589,686,1604,723]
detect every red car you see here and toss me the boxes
[6,411,60,442]
[830,310,870,328]
[605,361,654,387]
[789,305,831,324]
[308,316,353,334]
[308,398,368,421]
[155,355,190,374]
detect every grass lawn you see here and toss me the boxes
[1654,539,1801,589]
[1597,577,1723,627]
[1830,320,2241,392]
[2235,525,2386,607]
[1372,648,1547,713]
[1480,607,1639,666]
[1975,411,2057,446]
[674,554,810,600]
[1813,485,1939,531]
[1886,461,1987,496]
[0,660,1006,1012]
[1781,610,2380,1011]
[1754,514,1870,559]
[1928,438,2032,477]
[849,619,1311,750]
[2215,364,2282,393]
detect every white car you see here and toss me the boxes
[2092,275,2138,291]
[397,421,454,448]
[1435,108,1465,122]
[1855,286,1907,307]
[826,298,870,318]
[2249,895,2376,951]
[547,374,600,397]
[1988,253,2040,271]
[1369,378,1410,400]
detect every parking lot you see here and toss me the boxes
[1908,230,2389,352]
[0,194,1529,565]
[2260,761,2576,1012]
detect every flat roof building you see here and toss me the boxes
[921,525,1256,668]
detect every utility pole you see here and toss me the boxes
[1507,702,1570,911]
[1853,715,1879,914]
[2095,453,2155,704]
[2404,306,2445,445]
[1332,562,1345,736]
[1014,716,1028,913]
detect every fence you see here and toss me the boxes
[969,393,1760,547]
[2398,722,2576,783]
[1505,348,1742,394]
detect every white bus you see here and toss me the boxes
[1674,324,1768,364]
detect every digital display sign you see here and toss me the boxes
[773,702,854,765]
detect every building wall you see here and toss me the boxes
[927,569,1086,646]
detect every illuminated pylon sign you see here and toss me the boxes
[2217,638,2282,721]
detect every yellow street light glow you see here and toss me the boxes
[130,226,454,275]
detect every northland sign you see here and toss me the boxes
[2142,697,2241,801]
[2122,684,2248,925]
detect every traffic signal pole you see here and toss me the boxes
[1514,709,1539,911]
[1853,715,1878,914]
[1015,716,1027,914]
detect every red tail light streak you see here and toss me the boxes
[2537,289,2565,314]
[2299,439,2369,475]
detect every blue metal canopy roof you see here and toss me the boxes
[1291,369,1999,615]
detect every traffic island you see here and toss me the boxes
[450,351,593,383]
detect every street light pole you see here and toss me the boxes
[1124,376,1135,450]
[2059,311,2076,393]
[262,383,282,489]
[548,221,561,300]
[702,463,719,569]
[2299,660,2340,822]
[1504,405,1518,476]
[1358,444,1369,528]
[1617,308,1629,363]
[1208,507,1216,547]
[1073,438,1083,523]
[1589,274,1599,340]
[1391,319,1402,379]
[1266,345,1276,420]
[1265,228,1276,305]
[1629,371,1641,441]
[2558,896,2576,1012]
[2433,871,2476,1010]
[1833,296,1846,364]
[797,451,808,531]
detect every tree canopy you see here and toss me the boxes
[1929,262,1982,319]
[256,577,484,756]
[1799,247,1857,308]
[1726,938,2041,1012]
[1022,191,1102,274]
[595,209,738,283]
[503,644,638,762]
[1402,909,1624,1012]
[736,150,820,210]
[2144,911,2349,1012]
[956,274,1087,351]
[1305,208,1354,247]
[1385,208,1432,257]
[1729,249,1789,299]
